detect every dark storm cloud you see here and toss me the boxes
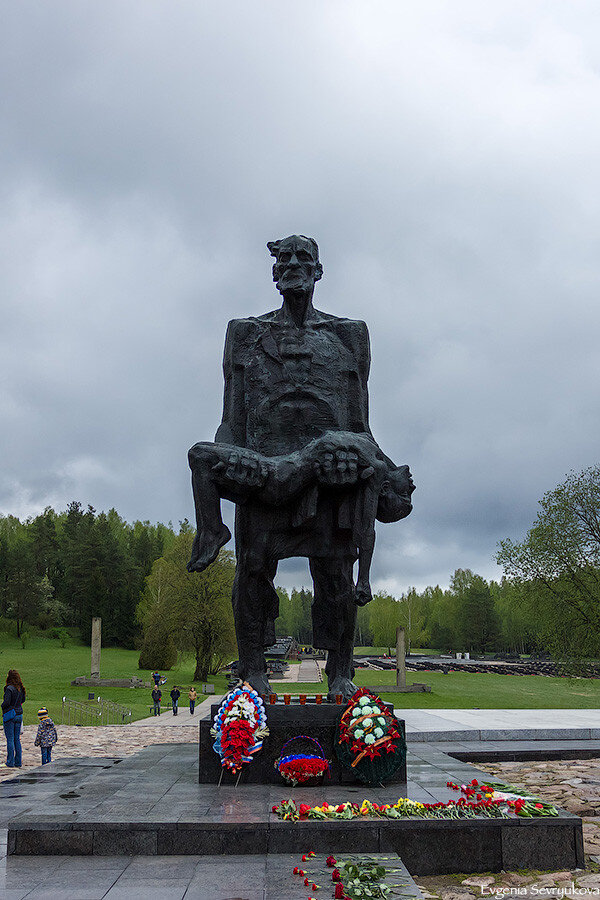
[2,1,600,593]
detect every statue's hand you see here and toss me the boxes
[212,452,268,488]
[314,449,371,486]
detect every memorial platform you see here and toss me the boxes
[5,742,584,874]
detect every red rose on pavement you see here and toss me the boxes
[334,884,346,899]
[332,869,341,881]
[326,856,337,867]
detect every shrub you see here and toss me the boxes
[138,630,177,670]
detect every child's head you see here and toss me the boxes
[376,465,415,523]
[37,707,49,720]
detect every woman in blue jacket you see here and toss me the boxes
[2,669,26,767]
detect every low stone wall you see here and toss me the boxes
[70,676,150,688]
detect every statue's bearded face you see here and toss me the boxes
[272,237,322,295]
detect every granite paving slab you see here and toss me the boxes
[0,842,421,899]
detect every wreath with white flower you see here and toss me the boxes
[210,683,269,775]
[335,688,406,785]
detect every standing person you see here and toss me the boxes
[188,686,197,715]
[34,708,57,764]
[170,686,180,716]
[152,671,161,687]
[2,669,26,768]
[151,687,161,716]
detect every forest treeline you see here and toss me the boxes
[2,464,600,663]
[0,502,175,647]
[2,506,521,656]
[276,570,533,655]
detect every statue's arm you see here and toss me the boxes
[214,319,246,447]
[338,319,373,437]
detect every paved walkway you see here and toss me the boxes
[402,708,600,741]
[131,695,219,727]
[297,658,322,682]
[132,703,600,737]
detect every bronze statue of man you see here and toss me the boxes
[188,235,414,699]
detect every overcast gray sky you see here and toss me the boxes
[2,2,600,595]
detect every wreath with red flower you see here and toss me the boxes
[275,736,331,786]
[335,688,406,785]
[211,683,269,774]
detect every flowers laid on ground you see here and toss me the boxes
[271,787,559,820]
[291,852,398,899]
[210,683,268,774]
[275,735,331,786]
[336,688,406,785]
[446,778,559,818]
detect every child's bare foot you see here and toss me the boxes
[355,578,373,606]
[187,524,231,572]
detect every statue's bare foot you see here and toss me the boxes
[186,524,231,573]
[327,676,357,702]
[355,578,373,607]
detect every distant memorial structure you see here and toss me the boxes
[188,235,415,699]
[91,616,101,677]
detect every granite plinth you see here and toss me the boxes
[5,743,584,874]
[199,701,408,785]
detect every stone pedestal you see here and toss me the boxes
[199,701,407,785]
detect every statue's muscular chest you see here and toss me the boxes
[247,324,350,392]
[241,323,356,454]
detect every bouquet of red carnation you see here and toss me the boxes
[220,719,256,771]
[275,736,330,787]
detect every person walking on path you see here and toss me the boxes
[170,686,181,716]
[151,687,162,716]
[152,671,161,687]
[188,687,197,714]
[2,669,25,768]
[34,708,57,765]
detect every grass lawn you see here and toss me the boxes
[283,668,600,708]
[3,632,600,724]
[351,647,440,657]
[0,631,229,725]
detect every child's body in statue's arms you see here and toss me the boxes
[187,431,414,605]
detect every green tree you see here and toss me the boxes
[450,568,499,653]
[497,465,600,659]
[4,530,53,637]
[368,591,403,650]
[138,533,236,681]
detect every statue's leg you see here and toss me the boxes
[187,443,233,572]
[309,556,358,701]
[232,546,277,697]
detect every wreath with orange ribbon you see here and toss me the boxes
[335,688,406,785]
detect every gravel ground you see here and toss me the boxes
[0,724,196,780]
[418,758,600,898]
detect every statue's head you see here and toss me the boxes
[267,235,323,297]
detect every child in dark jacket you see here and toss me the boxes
[34,708,57,764]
